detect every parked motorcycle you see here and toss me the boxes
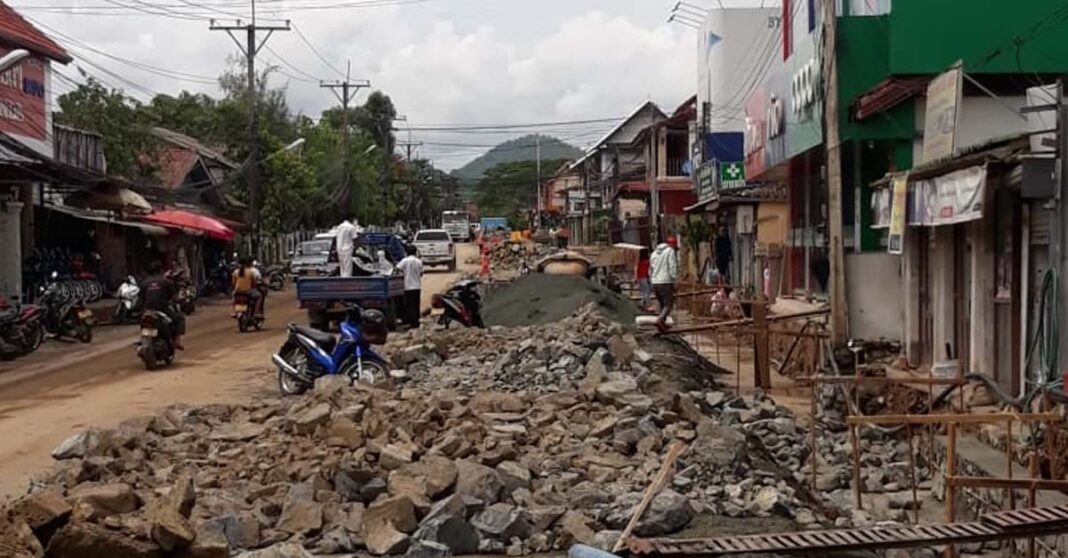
[167,270,198,316]
[0,297,45,357]
[265,265,286,292]
[113,276,143,325]
[137,309,177,370]
[39,274,95,343]
[431,279,485,329]
[202,261,233,297]
[271,304,390,396]
[232,284,266,333]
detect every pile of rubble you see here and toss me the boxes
[465,242,557,274]
[385,304,716,398]
[0,339,854,558]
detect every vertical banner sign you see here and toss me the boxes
[887,172,909,255]
[921,62,963,163]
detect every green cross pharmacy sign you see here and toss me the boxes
[720,161,745,189]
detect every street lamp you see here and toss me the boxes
[0,50,30,73]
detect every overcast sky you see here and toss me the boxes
[21,0,700,169]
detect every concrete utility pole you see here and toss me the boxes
[320,64,370,211]
[536,134,542,228]
[1056,79,1068,378]
[397,140,423,222]
[821,0,849,345]
[211,2,289,257]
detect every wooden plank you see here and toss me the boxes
[805,375,965,386]
[847,412,1058,426]
[613,441,685,553]
[948,476,1068,490]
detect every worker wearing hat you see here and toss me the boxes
[649,235,679,332]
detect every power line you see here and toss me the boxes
[405,116,626,132]
[291,22,345,78]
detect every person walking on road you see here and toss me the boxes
[336,218,357,277]
[396,244,424,329]
[650,235,679,333]
[636,247,652,311]
[714,225,733,283]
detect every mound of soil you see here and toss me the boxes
[482,274,637,327]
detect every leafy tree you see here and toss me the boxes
[55,77,154,178]
[476,159,567,224]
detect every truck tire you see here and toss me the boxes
[448,258,456,272]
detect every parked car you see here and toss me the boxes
[290,238,338,277]
[412,229,456,271]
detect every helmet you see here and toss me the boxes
[666,235,678,248]
[360,309,389,344]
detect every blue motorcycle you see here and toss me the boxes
[271,304,390,396]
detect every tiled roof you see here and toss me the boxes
[0,2,71,63]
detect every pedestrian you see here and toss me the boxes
[336,218,357,277]
[636,247,652,310]
[396,244,424,329]
[650,235,679,333]
[714,225,733,282]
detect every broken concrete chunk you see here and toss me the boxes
[454,460,503,504]
[276,483,323,535]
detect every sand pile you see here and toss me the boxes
[481,274,636,327]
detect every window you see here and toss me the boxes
[416,231,451,242]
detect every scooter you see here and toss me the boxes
[232,283,266,333]
[431,279,485,329]
[137,308,177,370]
[0,297,45,357]
[39,273,95,343]
[167,270,197,316]
[113,276,142,325]
[271,303,390,396]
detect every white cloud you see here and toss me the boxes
[28,0,697,169]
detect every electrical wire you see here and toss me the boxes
[291,22,345,78]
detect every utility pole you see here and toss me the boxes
[535,134,542,228]
[397,140,422,223]
[821,0,849,345]
[211,3,289,258]
[1056,78,1068,378]
[320,64,370,211]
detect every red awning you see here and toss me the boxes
[142,210,235,242]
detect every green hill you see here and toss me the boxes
[450,134,583,196]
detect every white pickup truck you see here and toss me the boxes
[413,229,456,271]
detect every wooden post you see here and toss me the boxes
[1029,451,1038,558]
[946,422,958,558]
[822,0,848,345]
[850,423,862,509]
[735,334,741,396]
[811,384,819,492]
[753,299,770,389]
[1006,419,1016,510]
[908,424,918,524]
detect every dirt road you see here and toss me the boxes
[0,244,475,498]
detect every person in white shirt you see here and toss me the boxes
[336,219,357,277]
[395,244,424,329]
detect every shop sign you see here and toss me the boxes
[785,36,822,158]
[791,58,820,118]
[767,96,785,139]
[744,86,768,178]
[907,165,987,226]
[0,48,47,143]
[695,162,717,202]
[887,172,909,254]
[921,63,963,163]
[720,161,746,190]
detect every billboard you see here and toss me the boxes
[0,47,51,156]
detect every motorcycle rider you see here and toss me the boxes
[232,256,264,318]
[141,260,185,350]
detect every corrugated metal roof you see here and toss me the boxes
[0,2,70,63]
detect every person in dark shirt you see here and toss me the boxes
[141,260,185,349]
[714,226,733,283]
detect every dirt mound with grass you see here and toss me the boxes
[482,273,637,327]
